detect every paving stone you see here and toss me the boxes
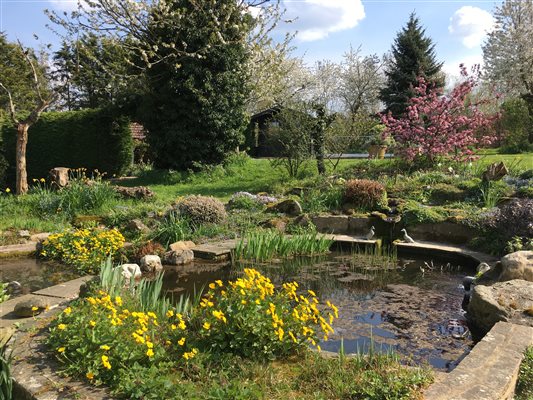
[0,242,37,257]
[33,276,95,299]
[424,322,533,400]
[395,241,497,265]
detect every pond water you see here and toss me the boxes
[0,258,81,295]
[162,251,474,372]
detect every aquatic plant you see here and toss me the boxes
[233,230,333,262]
[41,228,125,274]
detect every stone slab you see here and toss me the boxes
[395,241,497,266]
[0,294,64,329]
[0,242,37,258]
[192,239,238,260]
[424,322,533,400]
[33,276,94,299]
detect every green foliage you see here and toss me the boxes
[505,236,533,253]
[0,344,12,400]
[234,230,332,262]
[27,170,118,219]
[498,98,533,154]
[402,200,448,225]
[344,179,387,210]
[516,346,533,400]
[0,109,133,182]
[143,1,250,170]
[300,185,344,213]
[380,13,444,117]
[0,282,9,304]
[177,195,227,225]
[228,195,264,211]
[268,105,315,178]
[191,269,337,360]
[150,211,193,247]
[41,228,125,274]
[479,180,513,208]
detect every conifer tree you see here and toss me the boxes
[380,13,443,117]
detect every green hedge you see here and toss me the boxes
[1,109,133,182]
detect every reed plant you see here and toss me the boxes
[233,230,333,262]
[0,332,13,400]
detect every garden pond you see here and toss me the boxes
[162,250,475,372]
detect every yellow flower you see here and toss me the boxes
[115,296,122,306]
[166,310,174,318]
[57,347,66,353]
[209,283,216,289]
[202,322,211,330]
[100,345,111,351]
[63,307,72,315]
[40,178,45,183]
[178,337,186,346]
[101,355,111,369]
[86,372,95,380]
[5,188,10,193]
[58,324,67,330]
[89,320,96,327]
[146,348,154,357]
[215,280,223,287]
[31,306,39,312]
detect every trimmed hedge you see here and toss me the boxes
[1,109,132,182]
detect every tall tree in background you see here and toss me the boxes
[142,0,251,170]
[0,36,57,194]
[380,13,443,117]
[483,0,533,142]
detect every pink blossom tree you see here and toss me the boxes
[382,65,498,164]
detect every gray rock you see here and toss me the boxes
[127,219,150,234]
[121,263,142,281]
[17,230,31,239]
[49,167,70,188]
[169,240,196,252]
[164,249,194,265]
[140,255,163,273]
[468,279,533,334]
[266,199,302,216]
[499,251,533,282]
[13,296,50,317]
[30,232,51,242]
[6,281,22,295]
[115,186,155,200]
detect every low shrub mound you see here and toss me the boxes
[41,228,125,273]
[177,195,226,225]
[343,179,387,210]
[489,198,533,239]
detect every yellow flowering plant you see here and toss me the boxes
[41,228,125,273]
[191,269,338,360]
[46,290,198,387]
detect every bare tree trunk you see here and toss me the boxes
[16,123,29,195]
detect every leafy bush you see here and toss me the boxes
[150,212,194,247]
[177,195,226,225]
[487,198,533,239]
[343,179,387,210]
[28,170,118,218]
[191,268,338,360]
[402,200,448,225]
[132,241,166,261]
[498,98,533,154]
[228,193,264,211]
[1,109,133,182]
[41,228,125,273]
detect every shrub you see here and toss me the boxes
[343,179,387,210]
[191,268,338,360]
[150,212,194,247]
[498,98,533,154]
[402,200,448,225]
[1,109,133,182]
[487,198,533,239]
[28,170,118,218]
[177,195,226,225]
[41,228,125,273]
[133,240,166,261]
[228,193,264,211]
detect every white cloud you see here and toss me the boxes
[283,0,365,42]
[48,0,79,12]
[448,6,495,49]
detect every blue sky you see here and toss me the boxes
[1,0,499,77]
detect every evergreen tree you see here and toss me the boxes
[141,0,251,170]
[380,13,443,117]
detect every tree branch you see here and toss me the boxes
[17,40,45,102]
[0,81,20,124]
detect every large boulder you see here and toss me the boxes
[468,279,533,334]
[169,241,196,252]
[266,199,302,217]
[499,251,533,282]
[163,249,194,265]
[121,264,142,281]
[13,296,50,317]
[127,219,150,234]
[140,255,163,273]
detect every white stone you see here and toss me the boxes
[140,255,163,273]
[121,264,142,281]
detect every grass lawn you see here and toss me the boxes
[122,152,533,202]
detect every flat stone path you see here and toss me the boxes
[395,241,498,265]
[424,321,533,400]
